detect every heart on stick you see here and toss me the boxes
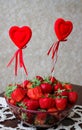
[54,18,73,40]
[9,26,32,48]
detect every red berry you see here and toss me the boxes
[27,86,43,100]
[26,99,39,110]
[41,83,52,93]
[68,91,78,104]
[21,80,30,88]
[49,76,57,84]
[35,113,46,125]
[56,89,68,97]
[22,80,33,89]
[55,97,67,110]
[36,76,43,82]
[9,99,16,105]
[64,84,73,91]
[11,87,26,102]
[54,82,62,91]
[39,97,55,109]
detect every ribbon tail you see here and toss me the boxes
[47,43,54,55]
[22,62,28,76]
[52,41,60,59]
[19,49,28,76]
[15,52,18,76]
[7,50,19,67]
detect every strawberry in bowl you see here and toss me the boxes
[5,76,78,128]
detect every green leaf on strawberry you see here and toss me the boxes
[32,78,41,88]
[17,102,27,109]
[44,77,52,84]
[5,85,17,98]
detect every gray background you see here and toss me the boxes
[0,0,82,92]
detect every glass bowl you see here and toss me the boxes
[5,98,75,128]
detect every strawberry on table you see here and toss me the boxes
[68,91,78,104]
[27,86,43,100]
[55,96,67,110]
[11,87,26,102]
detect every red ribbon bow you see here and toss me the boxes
[47,39,67,72]
[7,48,28,76]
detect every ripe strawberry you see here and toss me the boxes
[49,76,57,84]
[36,75,43,82]
[39,97,55,109]
[27,86,43,100]
[44,93,51,97]
[35,113,46,125]
[20,97,39,110]
[11,87,26,102]
[22,80,33,89]
[9,98,16,105]
[54,82,62,91]
[55,97,67,110]
[48,107,58,116]
[22,97,29,105]
[26,99,39,110]
[55,89,68,97]
[21,80,30,88]
[68,91,78,104]
[41,83,52,93]
[26,81,33,89]
[48,107,57,112]
[63,83,73,91]
[60,90,68,97]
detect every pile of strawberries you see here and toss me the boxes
[5,76,78,112]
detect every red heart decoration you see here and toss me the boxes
[9,26,32,48]
[54,18,73,40]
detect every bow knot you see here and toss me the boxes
[7,48,28,76]
[47,39,67,73]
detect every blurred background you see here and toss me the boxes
[0,0,82,92]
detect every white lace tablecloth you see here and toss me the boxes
[0,97,82,130]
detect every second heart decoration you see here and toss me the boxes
[47,18,73,73]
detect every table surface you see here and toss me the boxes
[0,84,82,130]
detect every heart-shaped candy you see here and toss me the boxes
[54,18,73,40]
[9,26,32,48]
